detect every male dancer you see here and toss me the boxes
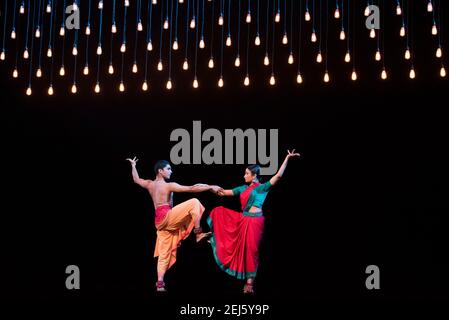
[126,157,222,292]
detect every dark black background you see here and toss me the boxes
[1,0,448,316]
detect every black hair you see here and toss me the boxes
[154,160,170,175]
[246,164,262,182]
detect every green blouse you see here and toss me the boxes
[231,181,272,215]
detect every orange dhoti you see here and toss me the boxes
[154,198,205,274]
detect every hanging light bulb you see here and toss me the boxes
[282,33,288,45]
[125,0,130,7]
[47,47,52,57]
[60,26,65,36]
[20,3,25,14]
[112,23,117,33]
[157,60,163,71]
[316,51,322,63]
[427,1,433,12]
[73,1,78,11]
[97,45,102,55]
[400,26,406,37]
[193,77,199,88]
[152,0,157,4]
[71,83,77,94]
[137,21,143,31]
[120,43,126,53]
[351,70,358,81]
[59,65,65,76]
[86,25,91,35]
[296,72,303,84]
[234,56,240,67]
[364,5,370,17]
[244,75,250,86]
[226,35,232,46]
[119,81,125,92]
[218,76,224,87]
[324,71,330,83]
[436,46,442,58]
[369,29,376,38]
[13,68,19,78]
[334,8,340,19]
[190,17,196,29]
[264,54,269,66]
[404,48,411,60]
[275,11,280,23]
[95,83,101,93]
[432,23,437,35]
[173,39,179,50]
[48,85,54,95]
[46,2,52,13]
[36,68,42,78]
[164,19,169,30]
[183,59,189,70]
[340,29,345,40]
[141,80,149,91]
[269,74,275,85]
[179,0,184,3]
[108,63,114,74]
[83,65,89,75]
[305,9,311,21]
[440,66,446,77]
[208,57,214,68]
[345,51,351,63]
[311,31,317,42]
[381,68,387,80]
[23,48,29,59]
[246,12,251,23]
[72,46,78,56]
[255,34,261,46]
[288,53,294,64]
[26,86,32,96]
[0,51,5,60]
[35,27,41,38]
[375,49,381,61]
[199,37,205,48]
[166,79,173,90]
[147,41,153,51]
[132,63,138,73]
[11,29,17,39]
[98,0,104,9]
[396,4,402,15]
[409,67,416,79]
[218,15,224,26]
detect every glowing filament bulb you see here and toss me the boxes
[166,79,173,90]
[157,60,163,71]
[72,46,78,56]
[13,68,18,78]
[153,0,157,4]
[46,3,52,13]
[340,29,345,40]
[86,25,91,35]
[0,51,5,60]
[324,71,330,83]
[296,73,303,84]
[179,0,183,3]
[147,41,153,51]
[36,68,42,78]
[269,74,275,85]
[98,1,104,9]
[436,47,442,58]
[432,24,437,35]
[345,51,351,63]
[48,85,54,95]
[20,4,25,14]
[164,19,169,30]
[132,63,138,73]
[234,56,240,67]
[404,48,411,60]
[208,57,214,68]
[112,24,117,33]
[369,29,376,38]
[60,26,65,36]
[142,81,148,91]
[95,83,101,93]
[282,34,288,45]
[400,26,406,37]
[138,22,143,31]
[316,51,322,63]
[375,49,381,61]
[108,64,114,74]
[119,82,125,92]
[26,87,32,96]
[193,77,199,88]
[183,59,189,70]
[35,27,41,38]
[311,31,317,42]
[120,43,126,53]
[334,8,340,19]
[125,0,130,7]
[173,40,179,50]
[11,29,16,39]
[47,48,52,57]
[427,1,433,12]
[218,76,224,87]
[244,75,250,86]
[59,66,65,76]
[255,34,261,46]
[381,68,387,80]
[264,54,269,66]
[409,67,416,79]
[275,12,280,23]
[71,84,77,94]
[440,66,446,77]
[396,5,402,15]
[246,13,251,23]
[364,6,370,17]
[351,70,358,81]
[83,65,89,75]
[305,10,311,21]
[97,45,102,55]
[288,53,294,65]
[218,15,224,26]
[199,38,205,48]
[23,49,29,59]
[190,18,196,29]
[226,36,232,46]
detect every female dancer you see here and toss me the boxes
[208,150,301,294]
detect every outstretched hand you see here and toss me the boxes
[286,149,301,160]
[126,156,138,166]
[211,185,224,195]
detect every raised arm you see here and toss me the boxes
[168,182,222,194]
[217,189,234,196]
[126,157,151,188]
[269,149,301,186]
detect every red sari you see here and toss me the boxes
[207,183,264,279]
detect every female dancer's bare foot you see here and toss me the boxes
[196,232,212,243]
[243,282,254,294]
